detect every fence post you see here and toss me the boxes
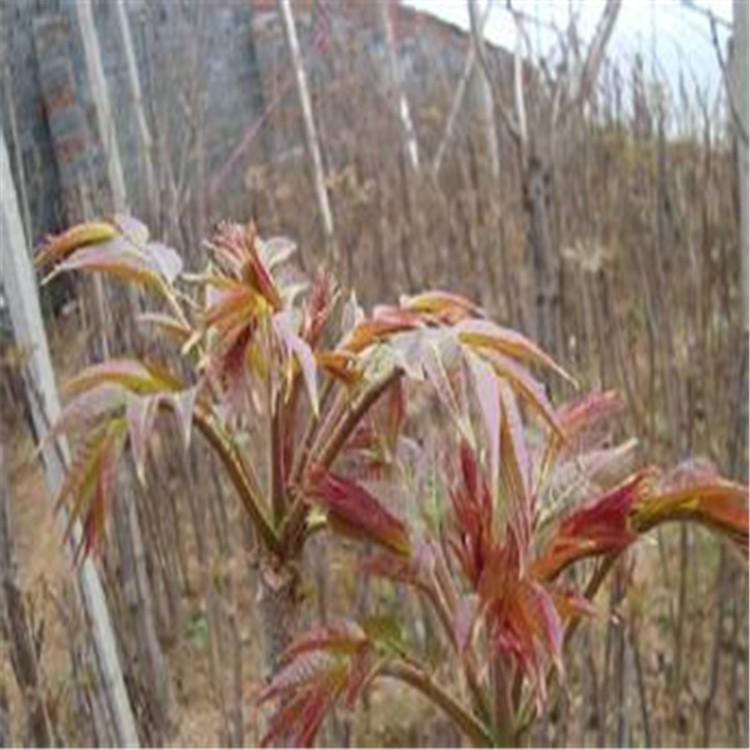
[278,0,336,259]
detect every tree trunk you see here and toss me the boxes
[113,469,172,742]
[524,156,558,360]
[0,677,8,747]
[258,557,301,676]
[731,0,748,330]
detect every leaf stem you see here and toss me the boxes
[289,377,336,487]
[430,542,493,725]
[380,660,494,747]
[515,552,618,741]
[277,368,402,551]
[270,392,286,525]
[316,368,402,471]
[193,406,279,554]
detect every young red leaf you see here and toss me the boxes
[307,467,411,556]
[315,351,362,384]
[260,631,377,748]
[273,311,319,415]
[137,312,193,344]
[479,540,563,703]
[360,550,431,593]
[466,351,501,491]
[555,390,623,441]
[302,268,334,345]
[126,393,160,484]
[498,381,533,561]
[456,318,575,385]
[343,308,424,353]
[533,472,649,580]
[449,442,493,586]
[473,349,564,438]
[279,621,368,666]
[43,383,126,443]
[56,421,127,558]
[632,479,749,557]
[35,221,117,270]
[400,290,484,324]
[64,359,182,398]
[208,221,282,310]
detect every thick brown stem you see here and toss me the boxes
[258,558,301,676]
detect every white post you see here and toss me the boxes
[380,0,420,171]
[278,0,335,251]
[731,0,748,329]
[0,132,139,747]
[74,0,128,212]
[468,0,500,186]
[114,0,156,209]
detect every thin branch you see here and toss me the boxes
[432,1,492,176]
[576,0,622,108]
[277,368,402,550]
[380,660,494,747]
[192,406,279,554]
[704,6,749,147]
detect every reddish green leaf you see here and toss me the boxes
[35,221,117,270]
[498,381,532,560]
[633,478,748,557]
[273,311,319,415]
[479,349,563,437]
[533,472,649,580]
[401,290,483,324]
[43,237,160,288]
[260,628,378,748]
[57,421,127,558]
[64,359,182,398]
[126,393,160,484]
[343,308,424,353]
[314,351,360,384]
[137,312,193,343]
[307,467,411,556]
[361,549,431,593]
[45,383,126,443]
[555,390,623,441]
[457,318,575,385]
[466,351,501,492]
[163,387,198,449]
[279,622,368,665]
